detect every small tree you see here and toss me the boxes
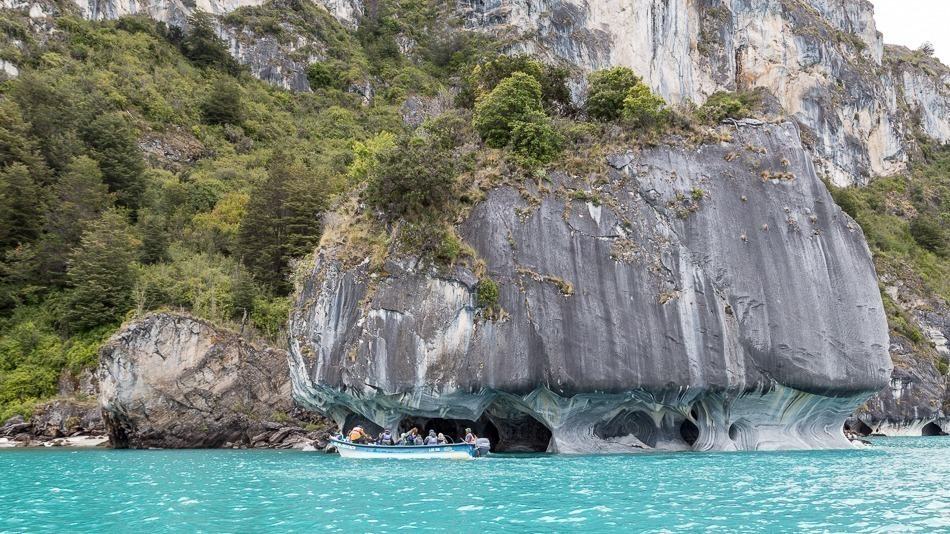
[181,10,239,73]
[0,163,44,251]
[622,83,668,128]
[473,72,545,148]
[82,113,145,210]
[201,78,243,126]
[237,150,328,293]
[585,67,641,121]
[365,136,456,219]
[38,156,111,284]
[509,112,562,168]
[62,209,140,331]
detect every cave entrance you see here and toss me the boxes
[847,419,873,437]
[922,422,946,436]
[594,410,658,448]
[343,413,383,437]
[679,419,699,447]
[399,417,500,448]
[400,410,552,453]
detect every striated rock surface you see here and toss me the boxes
[41,0,947,185]
[458,0,950,186]
[289,122,893,453]
[99,312,329,448]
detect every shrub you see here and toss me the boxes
[472,72,545,148]
[434,230,462,265]
[201,78,243,126]
[476,278,499,310]
[306,61,338,90]
[365,136,456,219]
[460,55,572,113]
[697,91,757,123]
[422,110,472,150]
[622,83,668,128]
[250,295,289,341]
[585,67,641,122]
[910,216,948,256]
[509,113,562,168]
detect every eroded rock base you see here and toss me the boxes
[293,382,868,454]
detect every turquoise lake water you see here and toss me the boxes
[1,437,948,533]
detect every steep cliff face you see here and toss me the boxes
[458,0,949,186]
[289,122,893,453]
[45,0,948,186]
[98,312,326,448]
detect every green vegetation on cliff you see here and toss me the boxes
[828,146,950,350]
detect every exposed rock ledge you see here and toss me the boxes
[289,122,893,453]
[99,312,331,448]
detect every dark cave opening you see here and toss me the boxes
[399,416,499,447]
[727,423,739,441]
[400,410,552,452]
[922,422,947,436]
[846,419,873,437]
[680,419,699,447]
[594,410,658,448]
[343,413,383,437]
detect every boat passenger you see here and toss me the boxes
[398,427,420,445]
[347,426,372,444]
[437,433,448,444]
[463,428,477,444]
[377,429,395,446]
[424,430,439,445]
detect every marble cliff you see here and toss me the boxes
[289,122,894,452]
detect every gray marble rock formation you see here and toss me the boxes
[99,312,318,448]
[289,122,893,453]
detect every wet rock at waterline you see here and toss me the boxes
[99,312,329,448]
[289,122,893,453]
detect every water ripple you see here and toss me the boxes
[0,437,948,532]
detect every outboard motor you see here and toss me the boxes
[474,437,491,457]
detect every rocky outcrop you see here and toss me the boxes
[25,0,942,185]
[458,0,950,186]
[0,400,106,447]
[289,122,892,453]
[99,312,330,448]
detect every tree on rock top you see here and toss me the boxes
[473,72,545,149]
[585,67,642,122]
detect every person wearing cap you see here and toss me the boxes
[436,433,448,444]
[463,428,477,444]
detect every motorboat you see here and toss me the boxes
[329,438,478,460]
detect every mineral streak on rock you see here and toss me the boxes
[289,122,893,453]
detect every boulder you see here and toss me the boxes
[98,312,328,448]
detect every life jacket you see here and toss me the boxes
[348,429,363,441]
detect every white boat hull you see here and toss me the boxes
[330,439,477,460]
